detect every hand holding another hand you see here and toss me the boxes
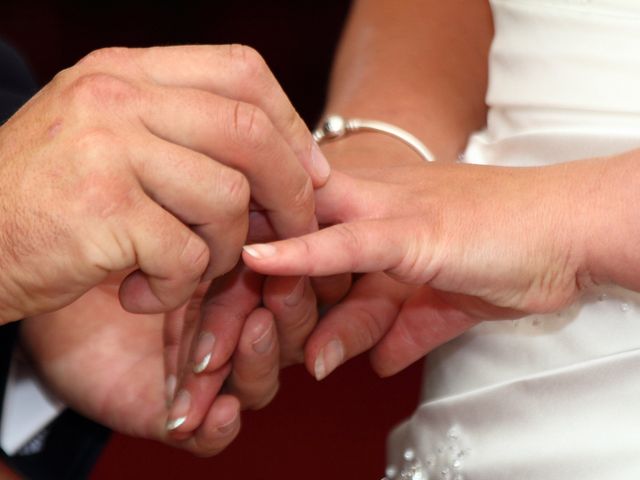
[0,44,329,324]
[13,43,333,456]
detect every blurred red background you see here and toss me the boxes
[1,1,424,478]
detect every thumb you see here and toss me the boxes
[314,170,394,225]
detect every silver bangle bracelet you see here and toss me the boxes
[312,115,436,163]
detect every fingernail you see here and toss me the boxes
[311,142,331,180]
[252,322,275,354]
[284,277,305,307]
[243,243,277,259]
[192,332,216,373]
[165,375,177,407]
[217,411,239,434]
[166,389,191,431]
[314,339,344,381]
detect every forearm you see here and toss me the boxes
[322,0,494,164]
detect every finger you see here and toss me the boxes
[187,264,262,376]
[304,273,416,380]
[314,170,393,225]
[242,218,433,283]
[263,276,317,366]
[131,136,250,280]
[163,304,187,406]
[165,363,232,437]
[177,394,242,457]
[163,281,211,406]
[167,266,262,435]
[247,210,275,244]
[226,308,280,410]
[78,45,331,185]
[139,85,317,238]
[118,197,211,313]
[311,275,352,307]
[370,287,479,377]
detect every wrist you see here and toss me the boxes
[578,152,640,291]
[319,101,478,163]
[319,131,426,171]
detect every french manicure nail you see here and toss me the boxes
[193,332,216,373]
[243,243,277,259]
[311,142,331,180]
[165,374,177,407]
[314,339,344,381]
[252,322,275,354]
[166,389,191,431]
[284,277,306,307]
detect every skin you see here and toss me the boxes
[11,44,331,455]
[242,159,598,376]
[240,0,640,374]
[166,0,496,435]
[0,44,328,324]
[21,0,637,460]
[20,282,242,456]
[242,0,640,383]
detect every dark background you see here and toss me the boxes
[1,1,423,478]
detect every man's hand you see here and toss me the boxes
[0,45,329,324]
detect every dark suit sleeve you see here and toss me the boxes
[0,40,37,123]
[0,40,111,480]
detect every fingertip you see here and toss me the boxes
[251,328,276,357]
[189,395,242,457]
[369,352,400,378]
[119,271,190,313]
[213,395,241,433]
[242,308,276,355]
[309,142,331,186]
[312,339,344,381]
[192,332,216,374]
[242,243,277,260]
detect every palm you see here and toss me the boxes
[20,284,171,441]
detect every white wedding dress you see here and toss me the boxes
[385,1,640,478]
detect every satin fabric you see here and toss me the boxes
[387,1,640,478]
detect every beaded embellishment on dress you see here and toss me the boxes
[383,427,469,480]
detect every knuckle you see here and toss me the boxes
[283,107,306,149]
[75,170,138,220]
[290,177,315,214]
[227,44,269,82]
[333,225,363,271]
[65,72,137,107]
[207,251,242,280]
[354,307,387,347]
[73,127,128,168]
[221,169,251,218]
[179,234,210,276]
[49,66,76,90]
[230,100,271,150]
[77,47,131,68]
[75,128,119,160]
[393,227,435,283]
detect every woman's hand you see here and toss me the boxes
[243,159,602,376]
